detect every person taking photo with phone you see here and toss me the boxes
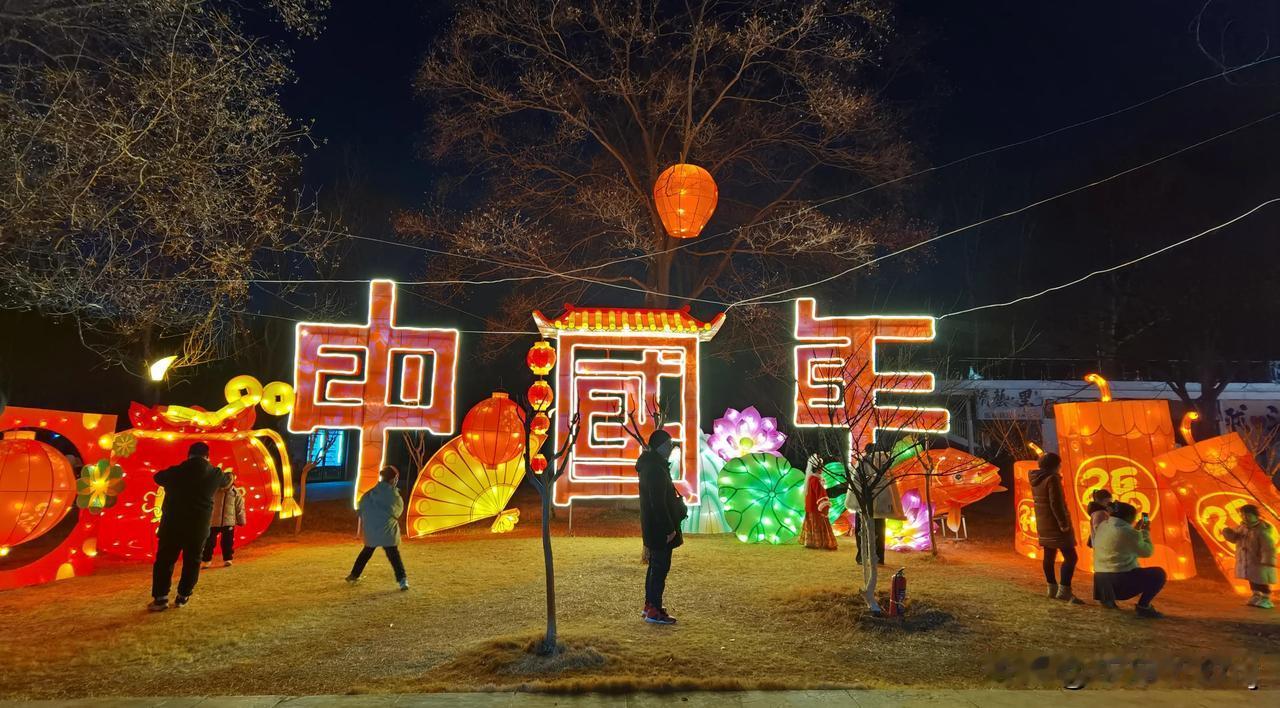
[1091,501,1167,618]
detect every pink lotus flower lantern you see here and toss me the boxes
[709,406,786,461]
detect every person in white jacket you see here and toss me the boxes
[1091,501,1166,618]
[201,473,246,568]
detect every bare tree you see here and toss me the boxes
[511,387,582,656]
[403,0,923,350]
[794,349,949,614]
[0,0,340,373]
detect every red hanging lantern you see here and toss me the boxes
[531,412,551,436]
[0,438,76,551]
[460,393,526,466]
[528,380,554,412]
[653,163,718,238]
[527,341,556,376]
[530,453,548,474]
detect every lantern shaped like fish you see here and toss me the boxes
[653,163,718,238]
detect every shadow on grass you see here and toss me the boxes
[430,634,786,694]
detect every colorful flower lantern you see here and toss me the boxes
[0,438,75,551]
[528,380,554,413]
[530,412,551,436]
[1053,376,1193,579]
[1154,426,1280,595]
[653,163,718,238]
[460,392,525,467]
[885,490,932,552]
[75,460,125,513]
[526,341,556,376]
[530,453,548,474]
[719,453,805,544]
[707,406,786,461]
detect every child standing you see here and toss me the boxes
[347,466,408,591]
[1086,488,1113,548]
[799,454,838,550]
[1222,504,1277,609]
[202,473,246,568]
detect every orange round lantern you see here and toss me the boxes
[0,438,76,551]
[528,380,554,412]
[527,341,556,376]
[654,163,718,238]
[530,412,551,436]
[530,453,548,474]
[460,393,525,466]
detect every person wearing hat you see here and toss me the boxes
[1223,504,1277,609]
[637,429,687,625]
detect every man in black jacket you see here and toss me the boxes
[638,430,687,625]
[148,442,230,611]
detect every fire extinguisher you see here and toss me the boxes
[888,568,907,617]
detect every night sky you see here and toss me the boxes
[279,0,1280,352]
[4,0,1280,414]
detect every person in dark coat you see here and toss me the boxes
[346,466,408,590]
[1029,452,1084,604]
[638,430,687,625]
[149,442,230,611]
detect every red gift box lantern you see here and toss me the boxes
[96,402,298,561]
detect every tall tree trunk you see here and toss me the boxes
[539,489,559,655]
[859,503,882,614]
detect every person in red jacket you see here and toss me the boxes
[799,454,838,550]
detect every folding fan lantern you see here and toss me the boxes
[407,393,543,536]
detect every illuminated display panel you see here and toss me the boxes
[1155,432,1280,594]
[533,305,723,507]
[791,297,950,457]
[1054,398,1194,580]
[289,280,459,505]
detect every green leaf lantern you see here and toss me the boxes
[719,453,805,544]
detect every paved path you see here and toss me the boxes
[0,691,1272,706]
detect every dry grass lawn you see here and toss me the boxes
[1,494,1277,698]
